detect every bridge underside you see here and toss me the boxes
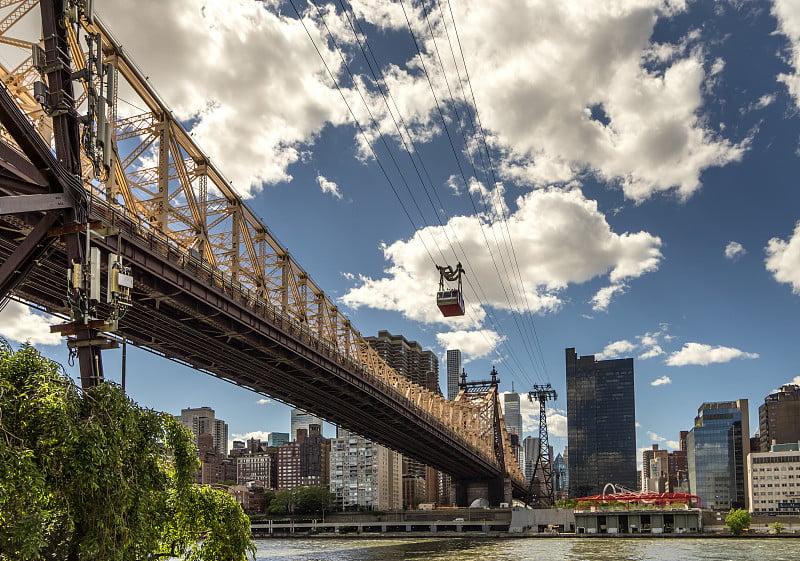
[0,207,527,500]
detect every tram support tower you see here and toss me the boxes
[528,383,557,507]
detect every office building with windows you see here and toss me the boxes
[446,349,462,400]
[290,408,324,441]
[686,400,750,511]
[566,347,637,497]
[759,384,800,452]
[748,442,800,515]
[178,406,228,457]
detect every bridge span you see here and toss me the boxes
[0,0,527,502]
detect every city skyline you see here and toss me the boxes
[2,0,800,463]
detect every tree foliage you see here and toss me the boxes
[725,508,751,535]
[0,341,255,561]
[268,486,334,516]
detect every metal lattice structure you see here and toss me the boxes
[528,383,557,506]
[0,1,526,494]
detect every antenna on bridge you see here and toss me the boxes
[527,383,558,507]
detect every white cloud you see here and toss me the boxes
[647,430,667,443]
[349,0,744,201]
[650,375,672,386]
[591,283,627,311]
[638,345,664,359]
[231,430,271,442]
[100,0,350,197]
[256,398,272,405]
[342,188,662,341]
[316,175,342,199]
[596,339,636,360]
[774,0,800,109]
[436,330,504,361]
[724,241,746,260]
[0,301,61,346]
[666,342,759,366]
[520,396,567,438]
[765,221,800,294]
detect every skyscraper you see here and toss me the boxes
[759,384,800,451]
[329,427,402,510]
[178,406,228,457]
[565,347,637,497]
[364,330,440,393]
[686,399,750,510]
[446,349,462,400]
[290,408,324,441]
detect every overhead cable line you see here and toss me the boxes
[441,0,551,383]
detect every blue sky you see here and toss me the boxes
[2,0,800,462]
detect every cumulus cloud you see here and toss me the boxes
[0,301,61,346]
[342,188,662,345]
[100,0,350,196]
[725,241,746,260]
[766,221,800,294]
[596,339,636,360]
[520,397,567,437]
[591,283,627,311]
[647,431,667,443]
[436,330,504,361]
[773,0,800,109]
[650,375,672,386]
[348,0,744,201]
[256,398,272,405]
[666,342,759,366]
[316,175,342,199]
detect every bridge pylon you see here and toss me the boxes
[451,366,515,506]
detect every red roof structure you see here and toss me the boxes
[575,491,702,509]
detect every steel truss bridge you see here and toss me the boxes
[0,0,526,502]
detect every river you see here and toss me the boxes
[252,537,800,561]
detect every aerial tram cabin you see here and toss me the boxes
[436,263,465,317]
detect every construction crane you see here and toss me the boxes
[527,383,557,507]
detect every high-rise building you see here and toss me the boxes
[364,330,440,393]
[276,424,330,489]
[290,408,324,441]
[365,330,442,504]
[446,349,462,400]
[759,384,800,452]
[553,452,569,498]
[566,348,637,497]
[522,436,541,485]
[329,428,402,510]
[267,432,290,447]
[748,441,800,515]
[503,391,523,465]
[642,444,670,492]
[178,406,228,457]
[686,399,750,511]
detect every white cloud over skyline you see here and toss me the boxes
[342,188,663,351]
[651,376,672,386]
[666,342,759,366]
[766,221,800,294]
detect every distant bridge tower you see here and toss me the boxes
[527,383,557,507]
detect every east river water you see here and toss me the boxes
[252,537,800,561]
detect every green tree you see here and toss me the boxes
[770,522,785,534]
[725,508,751,536]
[295,486,334,516]
[0,341,255,561]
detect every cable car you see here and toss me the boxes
[436,262,465,317]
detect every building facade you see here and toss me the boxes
[566,348,637,497]
[447,349,462,400]
[365,330,442,504]
[759,384,800,452]
[276,425,330,489]
[290,408,324,441]
[268,432,290,447]
[748,442,800,515]
[178,406,228,457]
[642,444,670,492]
[329,428,402,510]
[686,400,750,511]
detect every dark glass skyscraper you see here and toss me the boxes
[566,347,637,497]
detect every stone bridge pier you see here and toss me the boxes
[452,476,513,507]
